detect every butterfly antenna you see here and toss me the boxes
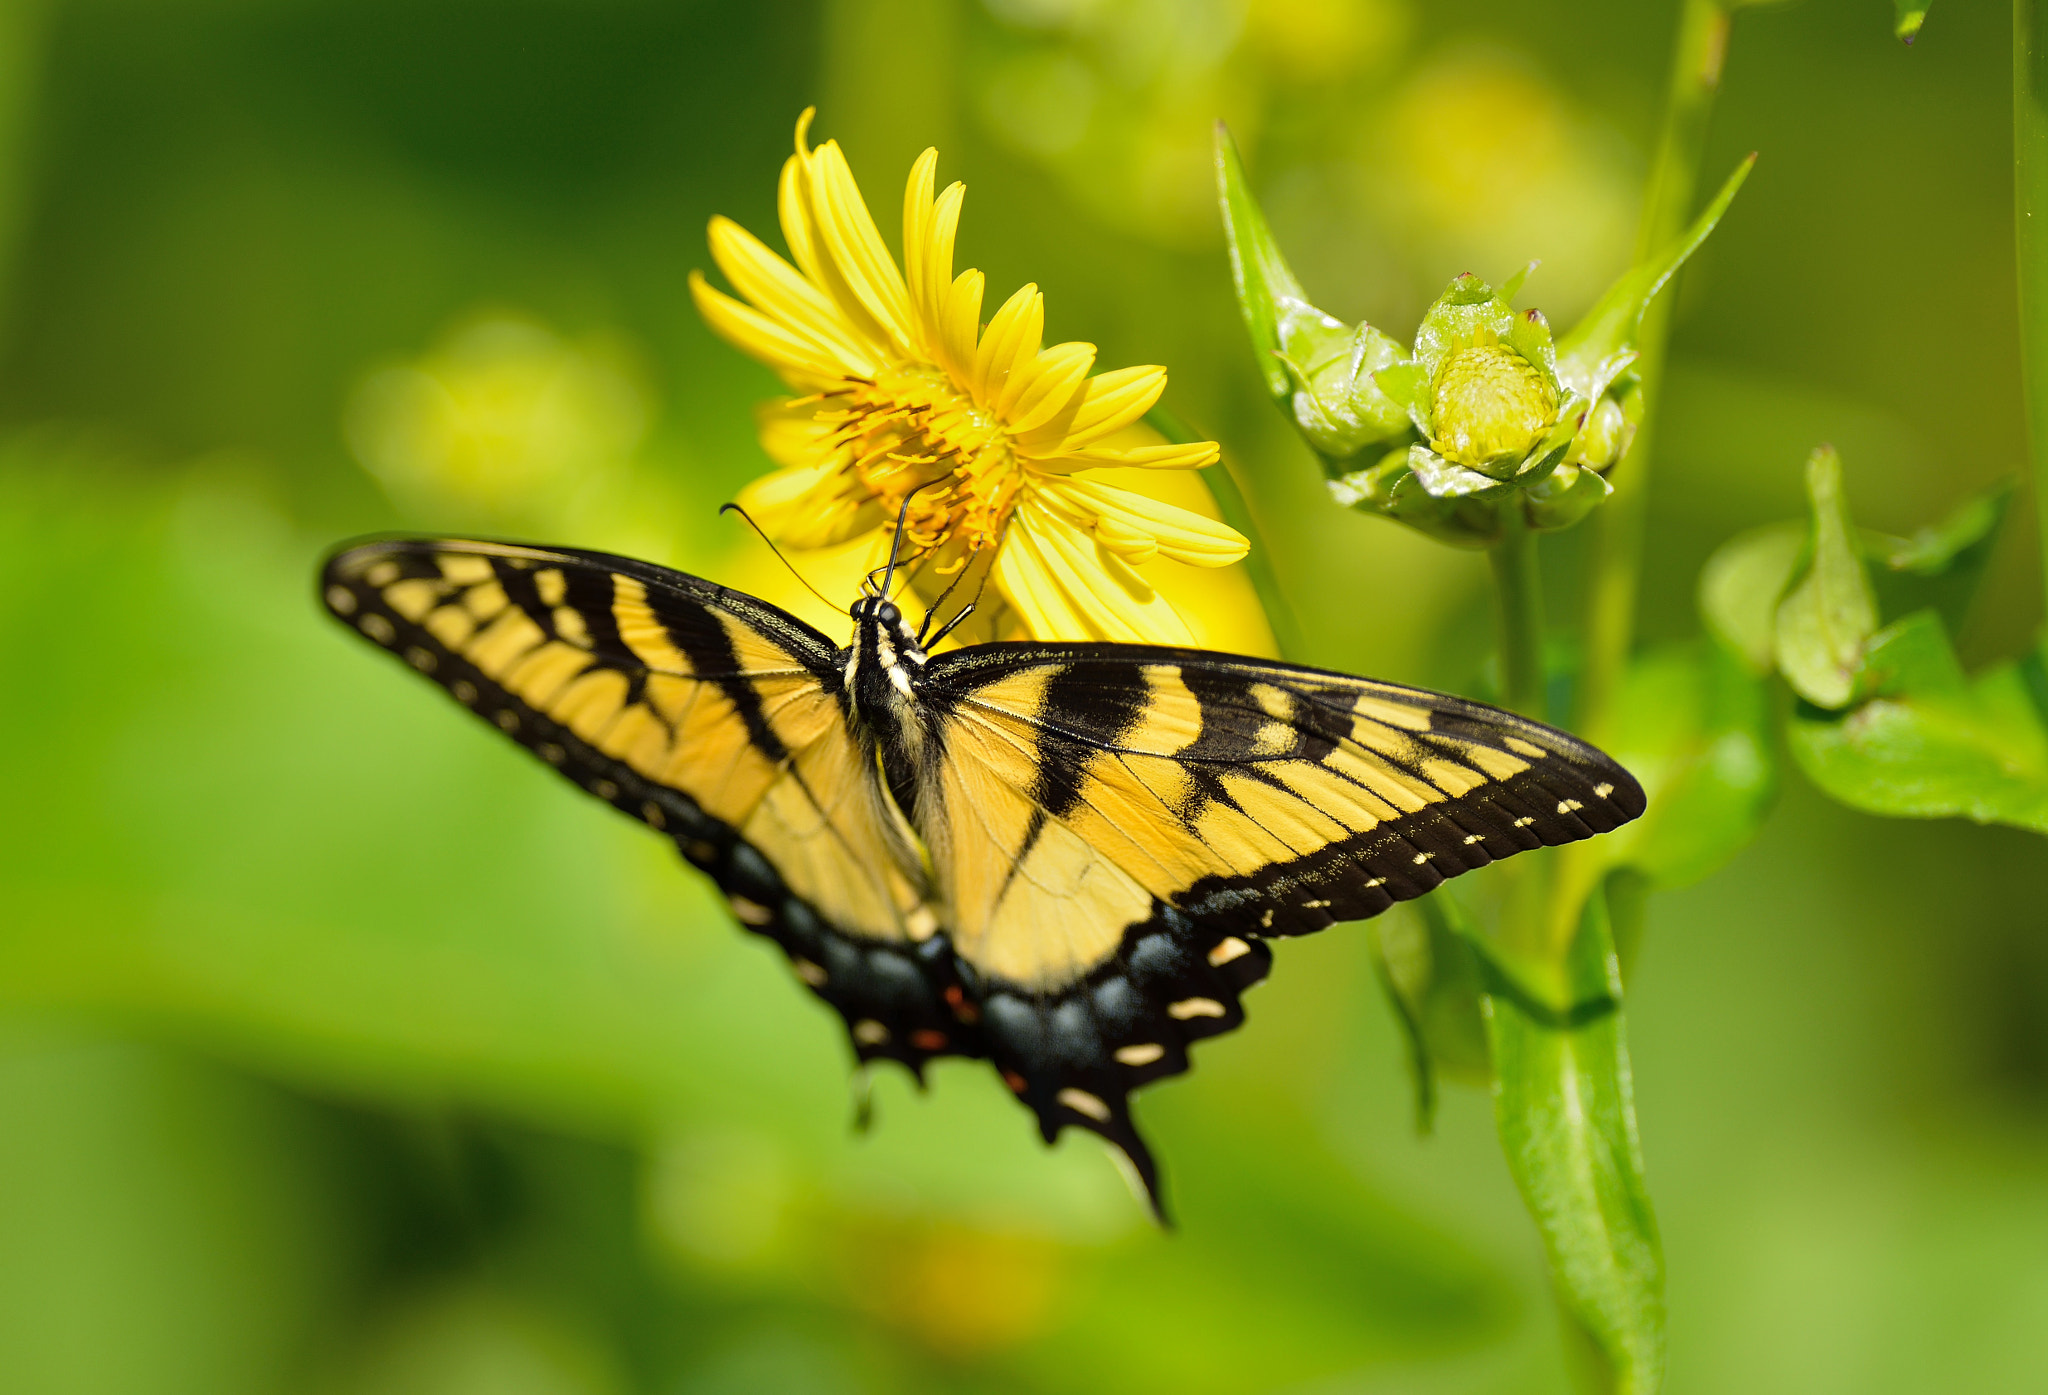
[924,522,1009,649]
[870,479,946,599]
[719,503,838,611]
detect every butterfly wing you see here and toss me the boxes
[917,642,1646,1197]
[320,537,978,1075]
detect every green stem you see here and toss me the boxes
[1147,405,1309,659]
[1575,0,1730,742]
[2017,0,2048,636]
[1491,504,1547,721]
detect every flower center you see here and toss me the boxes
[1430,342,1558,474]
[823,367,1021,562]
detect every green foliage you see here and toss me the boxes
[1487,888,1662,1395]
[1775,446,1879,709]
[1698,446,2048,837]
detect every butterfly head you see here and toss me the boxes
[844,593,928,718]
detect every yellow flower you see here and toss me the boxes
[690,109,1249,645]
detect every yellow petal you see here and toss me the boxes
[938,268,984,382]
[707,217,879,375]
[1002,340,1096,435]
[972,284,1043,410]
[778,143,824,285]
[805,139,917,358]
[1018,364,1168,454]
[753,398,839,470]
[737,463,884,550]
[1037,439,1221,473]
[1036,474,1249,566]
[911,180,966,367]
[997,501,1196,645]
[689,272,844,387]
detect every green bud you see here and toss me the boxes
[1216,124,1412,462]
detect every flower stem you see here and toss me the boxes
[1574,0,1731,742]
[1491,504,1547,721]
[1147,405,1309,660]
[2016,0,2048,634]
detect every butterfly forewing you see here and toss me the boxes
[321,538,976,1076]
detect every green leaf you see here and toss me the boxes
[1558,154,1756,391]
[1788,620,2048,834]
[1599,641,1778,890]
[1698,521,1803,673]
[1214,123,1409,457]
[1487,885,1663,1395]
[1368,895,1489,1132]
[1214,122,1303,404]
[1774,445,1878,709]
[1866,477,2016,636]
[1895,0,1930,43]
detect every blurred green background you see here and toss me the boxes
[3,0,2047,1391]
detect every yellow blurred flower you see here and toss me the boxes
[690,109,1249,645]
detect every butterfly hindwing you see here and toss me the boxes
[916,642,1645,1179]
[320,537,980,1078]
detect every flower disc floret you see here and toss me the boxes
[1430,339,1560,475]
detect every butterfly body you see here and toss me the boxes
[322,536,1645,1211]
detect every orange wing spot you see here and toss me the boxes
[944,985,982,1023]
[910,1029,949,1052]
[1002,1070,1029,1093]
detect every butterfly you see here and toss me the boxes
[321,534,1644,1213]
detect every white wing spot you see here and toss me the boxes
[326,585,357,614]
[1168,997,1227,1020]
[451,680,477,704]
[364,560,400,587]
[359,612,395,644]
[1058,1087,1112,1122]
[1464,834,1484,844]
[537,742,565,765]
[852,1019,890,1046]
[793,959,828,987]
[643,801,669,830]
[729,896,773,926]
[1115,1043,1166,1067]
[591,779,618,800]
[494,709,519,732]
[1260,909,1274,929]
[1412,852,1431,865]
[1207,937,1251,967]
[1595,782,1615,799]
[1365,877,1387,888]
[1303,899,1331,910]
[1558,799,1584,814]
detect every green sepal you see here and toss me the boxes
[1557,154,1756,393]
[1368,894,1490,1133]
[1411,272,1522,379]
[1326,447,1501,547]
[1895,0,1930,43]
[1216,122,1410,458]
[1509,306,1559,383]
[1410,445,1519,500]
[1372,360,1434,438]
[1487,883,1664,1395]
[1787,622,2048,833]
[1523,460,1615,534]
[1774,445,1879,710]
